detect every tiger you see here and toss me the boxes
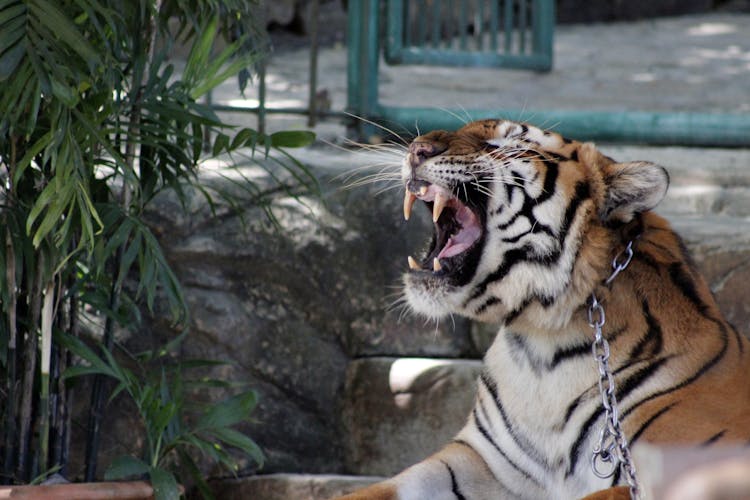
[335,119,750,500]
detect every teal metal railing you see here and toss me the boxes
[384,0,553,70]
[347,0,750,146]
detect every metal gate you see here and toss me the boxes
[383,0,554,69]
[346,0,750,146]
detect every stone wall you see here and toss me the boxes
[134,154,478,476]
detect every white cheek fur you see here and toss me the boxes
[403,275,450,320]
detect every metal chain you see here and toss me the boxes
[588,241,640,499]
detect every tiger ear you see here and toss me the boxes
[600,161,669,224]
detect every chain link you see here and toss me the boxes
[588,240,640,499]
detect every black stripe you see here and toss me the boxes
[480,372,550,468]
[566,406,604,477]
[475,296,502,316]
[469,179,589,306]
[668,263,711,316]
[628,299,663,361]
[642,240,680,261]
[504,298,532,325]
[538,294,556,307]
[630,403,679,445]
[538,159,560,203]
[611,465,622,487]
[701,430,726,447]
[541,150,570,162]
[471,407,540,485]
[502,230,533,244]
[613,358,669,407]
[468,244,534,302]
[557,328,629,429]
[506,332,591,372]
[506,332,540,371]
[559,393,585,431]
[731,324,745,355]
[441,461,467,500]
[567,358,669,476]
[622,320,729,421]
[550,341,591,369]
[633,250,660,272]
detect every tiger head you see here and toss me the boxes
[402,119,669,329]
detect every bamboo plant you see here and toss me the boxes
[0,0,317,497]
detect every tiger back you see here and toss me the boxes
[335,119,750,500]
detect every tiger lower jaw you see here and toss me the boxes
[402,183,485,319]
[403,273,456,320]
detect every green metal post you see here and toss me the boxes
[307,0,321,127]
[532,0,554,59]
[346,0,381,140]
[504,0,513,52]
[258,59,267,135]
[490,0,499,51]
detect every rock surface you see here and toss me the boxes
[139,157,477,475]
[342,357,482,476]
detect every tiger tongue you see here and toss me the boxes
[437,204,481,259]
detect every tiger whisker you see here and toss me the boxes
[342,112,411,146]
[374,183,405,196]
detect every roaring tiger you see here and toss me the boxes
[336,119,750,500]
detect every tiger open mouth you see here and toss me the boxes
[403,182,485,284]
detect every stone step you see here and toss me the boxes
[601,145,750,217]
[342,357,482,476]
[208,473,382,500]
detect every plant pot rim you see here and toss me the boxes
[0,480,156,499]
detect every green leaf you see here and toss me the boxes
[105,455,149,480]
[0,40,25,81]
[210,427,264,467]
[28,0,100,68]
[177,449,214,500]
[195,391,257,431]
[184,15,218,81]
[149,467,181,500]
[28,181,76,248]
[14,130,53,186]
[229,128,258,151]
[57,333,116,379]
[61,364,110,380]
[269,130,315,149]
[211,132,229,157]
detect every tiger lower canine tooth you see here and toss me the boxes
[408,256,420,270]
[433,192,447,222]
[433,258,442,272]
[404,191,417,220]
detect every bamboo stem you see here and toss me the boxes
[2,138,18,484]
[53,279,75,472]
[2,226,17,484]
[17,255,43,481]
[39,280,55,475]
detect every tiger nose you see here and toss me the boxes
[408,141,445,168]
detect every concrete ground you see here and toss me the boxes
[211,12,750,142]
[208,10,750,229]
